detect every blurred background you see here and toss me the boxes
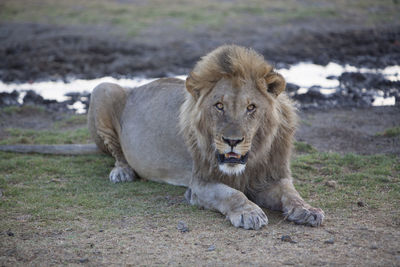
[1,0,399,80]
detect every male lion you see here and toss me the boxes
[87,45,324,229]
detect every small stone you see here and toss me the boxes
[207,245,216,251]
[325,180,337,188]
[283,262,295,266]
[78,258,89,263]
[370,244,378,250]
[357,201,365,207]
[324,238,334,244]
[177,221,189,233]
[281,235,297,243]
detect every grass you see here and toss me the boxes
[294,141,317,154]
[0,126,399,232]
[0,152,196,231]
[292,152,400,212]
[0,127,91,145]
[376,126,400,137]
[0,114,91,145]
[2,105,45,115]
[1,0,399,35]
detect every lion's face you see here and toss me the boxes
[200,78,272,175]
[182,45,286,177]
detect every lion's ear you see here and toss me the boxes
[265,72,286,97]
[185,73,200,100]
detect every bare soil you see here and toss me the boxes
[1,21,400,82]
[1,209,399,266]
[297,106,400,156]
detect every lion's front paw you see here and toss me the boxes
[109,166,135,183]
[228,203,268,230]
[285,205,324,227]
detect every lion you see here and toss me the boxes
[0,45,324,229]
[85,45,324,229]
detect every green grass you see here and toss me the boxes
[1,0,398,35]
[0,152,196,231]
[0,132,399,231]
[292,152,400,212]
[53,114,87,129]
[2,105,45,115]
[0,113,90,144]
[0,127,91,145]
[376,126,400,137]
[294,141,317,154]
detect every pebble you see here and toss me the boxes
[281,235,297,243]
[370,244,378,250]
[177,221,189,233]
[325,180,337,188]
[78,258,89,263]
[324,238,334,244]
[207,245,216,252]
[357,201,365,207]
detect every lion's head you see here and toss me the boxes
[180,45,289,177]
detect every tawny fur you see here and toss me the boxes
[85,45,325,228]
[180,45,297,193]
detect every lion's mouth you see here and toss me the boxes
[217,152,248,164]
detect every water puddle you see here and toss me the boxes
[0,63,398,113]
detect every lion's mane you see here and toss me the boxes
[179,45,298,194]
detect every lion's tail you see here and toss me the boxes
[0,144,102,155]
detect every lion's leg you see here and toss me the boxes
[250,178,324,227]
[88,83,136,183]
[186,180,268,230]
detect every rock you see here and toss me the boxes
[324,238,334,244]
[281,235,297,243]
[357,201,365,207]
[177,221,189,233]
[286,83,300,93]
[294,86,327,103]
[325,180,337,188]
[370,244,378,250]
[78,258,89,263]
[23,90,45,105]
[0,91,19,106]
[207,245,216,251]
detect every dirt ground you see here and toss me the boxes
[1,0,400,266]
[1,2,400,82]
[1,209,399,266]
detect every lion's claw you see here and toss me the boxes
[228,203,268,230]
[285,206,324,227]
[109,166,135,183]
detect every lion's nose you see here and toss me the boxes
[222,137,244,147]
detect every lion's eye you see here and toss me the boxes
[215,102,224,111]
[247,104,256,112]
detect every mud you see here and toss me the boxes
[1,23,400,83]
